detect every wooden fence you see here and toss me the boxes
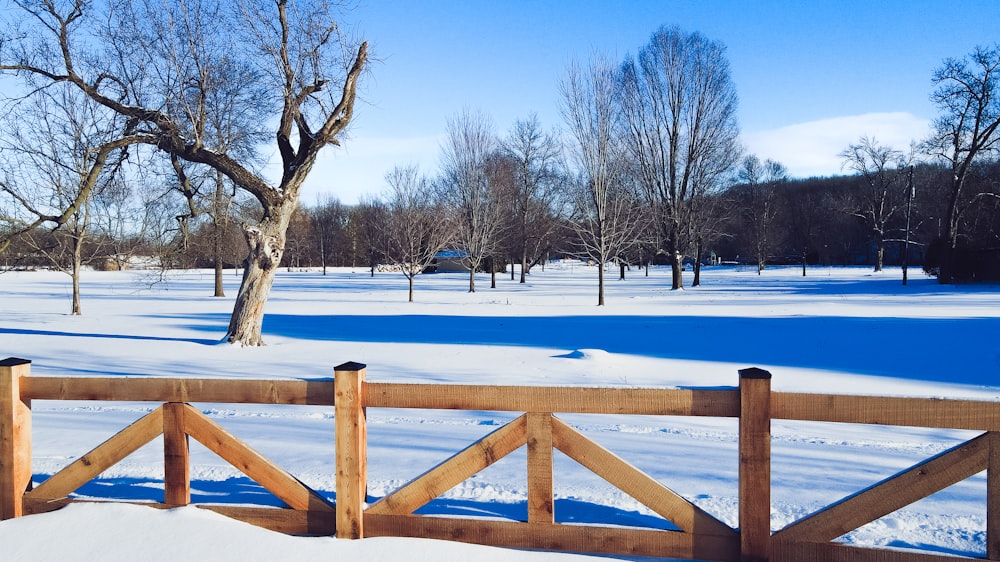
[2,356,999,561]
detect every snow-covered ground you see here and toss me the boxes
[1,263,998,561]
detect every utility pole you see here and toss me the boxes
[902,165,914,286]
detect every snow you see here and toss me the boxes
[1,263,999,561]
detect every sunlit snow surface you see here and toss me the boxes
[1,263,998,560]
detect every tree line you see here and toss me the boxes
[1,3,999,342]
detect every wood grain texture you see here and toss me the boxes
[550,416,734,537]
[775,432,990,543]
[739,370,772,562]
[22,376,334,405]
[365,514,741,561]
[365,383,740,416]
[771,539,987,562]
[366,415,528,516]
[990,432,1000,560]
[26,407,164,502]
[526,412,554,523]
[773,392,1000,431]
[163,402,190,506]
[181,404,334,513]
[334,365,366,539]
[0,359,31,519]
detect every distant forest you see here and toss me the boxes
[8,157,995,284]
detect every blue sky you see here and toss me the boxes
[292,0,1000,204]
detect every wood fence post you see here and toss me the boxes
[335,361,367,539]
[739,367,772,562]
[163,402,190,506]
[989,432,999,560]
[0,358,32,519]
[526,412,554,523]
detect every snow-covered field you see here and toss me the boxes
[1,263,998,561]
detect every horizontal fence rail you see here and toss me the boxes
[2,357,999,561]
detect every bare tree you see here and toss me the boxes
[839,137,908,272]
[923,45,1000,283]
[619,26,741,290]
[0,83,146,314]
[381,165,455,301]
[688,190,728,286]
[1,0,367,345]
[351,197,388,277]
[501,114,566,283]
[309,196,348,275]
[560,55,637,305]
[735,155,787,274]
[439,109,505,293]
[784,185,828,276]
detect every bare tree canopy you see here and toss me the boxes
[500,114,567,284]
[923,44,1000,284]
[560,54,641,305]
[438,109,504,293]
[839,137,909,273]
[381,164,455,302]
[1,0,368,345]
[735,154,787,275]
[620,25,740,290]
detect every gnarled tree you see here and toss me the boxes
[1,0,367,345]
[923,44,1000,284]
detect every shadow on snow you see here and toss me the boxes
[242,313,999,387]
[55,474,676,531]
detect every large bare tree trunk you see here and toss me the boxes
[597,261,605,306]
[71,232,83,316]
[213,170,227,297]
[225,219,286,346]
[671,252,684,290]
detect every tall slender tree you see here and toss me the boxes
[735,154,787,274]
[619,26,740,290]
[439,109,504,293]
[382,165,455,302]
[501,115,566,283]
[560,55,637,305]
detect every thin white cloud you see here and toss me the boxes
[742,112,932,178]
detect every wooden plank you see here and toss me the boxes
[990,432,1000,560]
[21,495,72,515]
[526,412,553,523]
[739,368,772,562]
[180,404,334,513]
[365,382,740,417]
[365,513,741,561]
[163,402,190,506]
[0,358,32,519]
[24,499,336,536]
[195,505,335,535]
[775,432,991,543]
[334,362,367,539]
[26,406,164,502]
[773,392,1000,431]
[550,416,734,538]
[22,376,335,405]
[771,539,984,562]
[366,415,528,516]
